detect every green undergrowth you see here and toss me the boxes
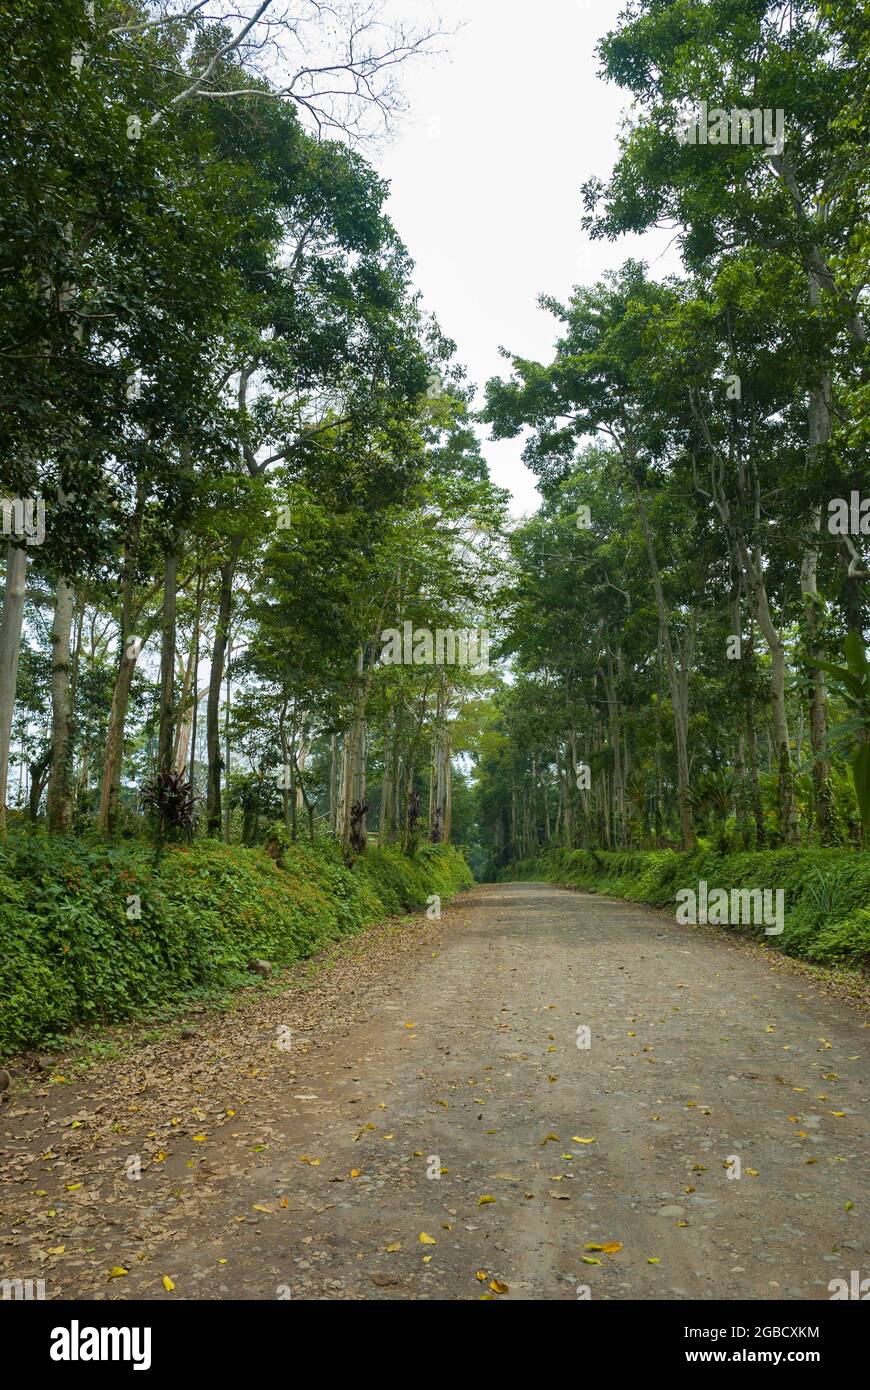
[503,846,870,970]
[0,831,472,1056]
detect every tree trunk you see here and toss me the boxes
[206,541,242,837]
[46,578,75,833]
[98,482,147,833]
[634,484,694,848]
[28,744,52,821]
[157,546,179,774]
[0,541,27,836]
[801,352,834,842]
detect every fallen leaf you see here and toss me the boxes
[162,1275,175,1292]
[419,1232,436,1245]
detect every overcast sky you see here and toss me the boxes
[374,0,684,516]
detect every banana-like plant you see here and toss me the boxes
[819,633,870,830]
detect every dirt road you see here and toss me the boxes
[2,882,868,1300]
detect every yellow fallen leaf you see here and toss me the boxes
[46,1245,65,1256]
[192,1135,207,1142]
[252,1204,271,1213]
[581,1256,602,1265]
[746,1168,759,1176]
[478,1195,495,1206]
[584,1243,604,1251]
[475,1270,487,1282]
[572,1136,596,1144]
[218,1259,228,1265]
[162,1275,175,1292]
[830,1111,846,1117]
[601,1242,623,1254]
[66,1183,82,1191]
[489,1278,509,1294]
[350,1169,360,1179]
[386,1242,402,1253]
[422,1255,432,1263]
[279,1198,289,1207]
[647,1257,660,1264]
[108,1267,128,1279]
[419,1232,436,1245]
[404,1022,416,1029]
[844,1201,854,1211]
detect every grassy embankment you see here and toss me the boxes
[503,846,870,969]
[0,831,472,1056]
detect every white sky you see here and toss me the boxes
[374,0,684,516]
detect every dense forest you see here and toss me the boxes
[1,0,868,964]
